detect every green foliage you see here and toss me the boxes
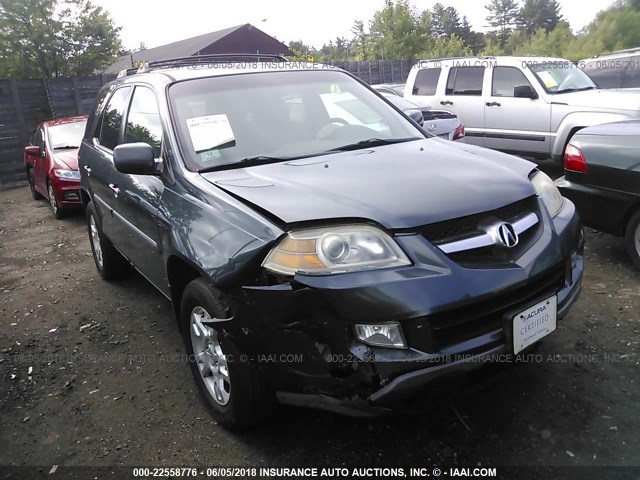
[0,0,121,79]
[485,0,520,47]
[517,0,563,36]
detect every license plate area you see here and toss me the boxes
[511,295,557,354]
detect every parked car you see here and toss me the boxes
[580,48,640,89]
[404,56,640,161]
[79,54,584,429]
[556,120,640,267]
[373,87,466,141]
[24,116,87,218]
[371,83,406,96]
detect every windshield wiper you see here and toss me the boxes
[53,145,79,150]
[556,86,596,94]
[327,137,420,152]
[198,155,309,173]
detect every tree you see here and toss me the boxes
[368,0,424,59]
[350,20,368,60]
[518,0,563,36]
[485,0,520,47]
[288,40,315,60]
[0,0,121,78]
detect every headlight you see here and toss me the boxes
[53,169,80,181]
[531,171,564,217]
[262,225,411,276]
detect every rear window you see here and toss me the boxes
[413,68,440,96]
[446,67,484,96]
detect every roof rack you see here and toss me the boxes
[117,53,289,77]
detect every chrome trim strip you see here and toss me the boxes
[439,212,539,254]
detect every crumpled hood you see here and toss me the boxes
[201,139,537,229]
[559,89,640,113]
[53,149,79,170]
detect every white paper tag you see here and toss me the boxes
[186,114,235,153]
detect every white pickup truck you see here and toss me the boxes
[404,56,640,161]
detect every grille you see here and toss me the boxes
[420,196,537,246]
[404,266,566,352]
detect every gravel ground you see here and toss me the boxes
[1,175,639,471]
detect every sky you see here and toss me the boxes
[93,0,618,51]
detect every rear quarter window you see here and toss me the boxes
[412,68,441,96]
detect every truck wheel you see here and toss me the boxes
[28,169,43,200]
[181,278,275,430]
[86,201,128,280]
[624,209,640,269]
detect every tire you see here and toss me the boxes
[86,201,129,280]
[27,169,43,200]
[181,278,275,429]
[624,209,640,269]
[47,180,65,219]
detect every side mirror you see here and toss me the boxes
[514,85,539,99]
[24,145,40,156]
[113,143,156,175]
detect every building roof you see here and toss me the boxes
[105,24,290,74]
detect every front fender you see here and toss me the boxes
[553,112,634,158]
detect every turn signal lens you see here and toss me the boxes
[564,144,587,173]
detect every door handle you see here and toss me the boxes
[440,100,453,106]
[84,165,91,176]
[485,102,501,107]
[108,183,120,198]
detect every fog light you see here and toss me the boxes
[354,323,406,349]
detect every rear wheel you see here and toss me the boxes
[47,180,65,219]
[86,201,128,280]
[181,278,275,429]
[28,169,43,200]
[624,209,640,269]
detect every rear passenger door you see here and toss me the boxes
[437,66,486,147]
[484,66,551,155]
[110,85,165,287]
[89,86,132,238]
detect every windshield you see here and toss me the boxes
[47,120,87,149]
[168,70,424,171]
[529,64,597,94]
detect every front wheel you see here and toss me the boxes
[624,209,640,269]
[86,201,128,280]
[47,181,65,219]
[181,278,275,429]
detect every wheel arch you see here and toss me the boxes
[166,254,208,322]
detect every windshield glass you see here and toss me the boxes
[168,70,424,171]
[529,64,597,94]
[47,120,87,149]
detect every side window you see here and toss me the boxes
[124,86,162,158]
[413,68,441,96]
[492,67,534,97]
[99,87,131,151]
[446,67,484,96]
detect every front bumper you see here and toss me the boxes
[234,198,584,413]
[50,176,82,207]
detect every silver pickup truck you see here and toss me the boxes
[404,56,640,161]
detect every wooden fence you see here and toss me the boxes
[0,59,417,191]
[0,75,116,190]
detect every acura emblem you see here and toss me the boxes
[428,123,437,132]
[496,223,519,248]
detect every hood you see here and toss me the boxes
[559,89,640,112]
[201,139,537,229]
[52,149,79,170]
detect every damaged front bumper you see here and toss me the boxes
[232,199,584,415]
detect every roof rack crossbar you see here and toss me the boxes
[146,53,288,69]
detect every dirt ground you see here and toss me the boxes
[1,168,639,472]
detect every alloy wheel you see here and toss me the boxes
[190,306,231,406]
[89,215,103,269]
[48,184,58,215]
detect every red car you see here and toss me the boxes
[24,116,87,218]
